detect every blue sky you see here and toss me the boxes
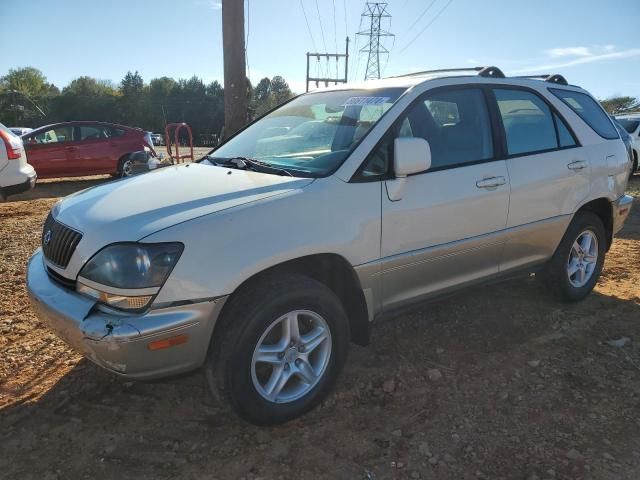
[1,0,639,99]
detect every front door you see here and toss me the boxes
[24,125,75,178]
[377,87,510,311]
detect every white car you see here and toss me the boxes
[10,127,33,136]
[614,114,640,174]
[0,123,37,200]
[27,67,632,424]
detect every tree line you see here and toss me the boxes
[2,67,639,143]
[0,67,297,144]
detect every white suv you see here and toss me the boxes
[26,67,632,424]
[615,114,640,174]
[0,122,36,200]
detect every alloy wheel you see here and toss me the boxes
[251,310,332,404]
[566,229,598,288]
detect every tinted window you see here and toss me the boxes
[549,88,618,140]
[554,113,577,148]
[109,128,126,137]
[495,89,557,155]
[30,126,73,144]
[407,88,493,169]
[79,125,109,140]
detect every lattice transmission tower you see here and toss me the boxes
[356,2,394,80]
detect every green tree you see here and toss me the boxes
[119,71,145,126]
[600,96,640,115]
[0,67,58,125]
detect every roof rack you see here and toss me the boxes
[387,66,571,85]
[513,74,569,86]
[389,66,506,79]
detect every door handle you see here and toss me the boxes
[567,160,587,171]
[476,176,506,189]
[64,146,77,152]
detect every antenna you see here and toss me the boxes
[357,2,394,80]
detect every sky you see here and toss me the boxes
[1,0,639,99]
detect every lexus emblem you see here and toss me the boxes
[43,230,52,246]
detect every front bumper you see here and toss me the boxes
[26,249,227,380]
[612,194,634,235]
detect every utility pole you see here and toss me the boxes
[222,0,247,139]
[305,37,350,92]
[357,2,394,80]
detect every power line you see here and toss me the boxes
[407,0,436,32]
[314,0,328,53]
[342,0,348,38]
[299,0,318,53]
[398,0,454,55]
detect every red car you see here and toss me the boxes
[23,121,155,178]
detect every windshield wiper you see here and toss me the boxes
[207,156,294,177]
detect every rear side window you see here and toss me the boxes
[79,125,109,140]
[494,89,557,155]
[549,88,618,140]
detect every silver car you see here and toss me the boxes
[27,67,633,424]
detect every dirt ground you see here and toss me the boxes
[1,174,639,480]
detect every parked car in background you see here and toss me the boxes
[150,133,164,146]
[611,117,634,175]
[614,114,640,175]
[0,122,36,200]
[22,121,155,178]
[10,127,33,136]
[27,67,632,424]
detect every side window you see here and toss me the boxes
[79,125,108,141]
[554,113,577,148]
[495,89,557,155]
[549,88,618,140]
[419,88,493,169]
[357,88,493,178]
[108,128,126,138]
[31,126,73,144]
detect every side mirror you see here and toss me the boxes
[387,137,431,201]
[393,137,431,177]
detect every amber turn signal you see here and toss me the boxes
[148,334,189,351]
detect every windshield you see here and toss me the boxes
[211,88,406,177]
[617,118,639,134]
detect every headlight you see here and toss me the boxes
[77,242,183,311]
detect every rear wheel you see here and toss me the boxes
[205,274,350,425]
[117,156,134,178]
[540,211,606,302]
[631,152,638,178]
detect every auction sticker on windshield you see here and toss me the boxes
[342,96,391,106]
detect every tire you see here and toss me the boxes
[117,156,134,178]
[631,155,638,178]
[540,211,606,302]
[205,274,350,425]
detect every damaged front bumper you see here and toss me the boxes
[26,249,227,380]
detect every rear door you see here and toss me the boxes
[376,87,510,310]
[491,87,588,271]
[23,125,75,178]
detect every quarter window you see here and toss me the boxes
[549,88,618,140]
[554,113,577,148]
[495,89,557,155]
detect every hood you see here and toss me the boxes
[54,163,313,246]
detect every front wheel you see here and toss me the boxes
[206,274,350,424]
[540,211,606,302]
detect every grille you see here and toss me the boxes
[42,213,83,268]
